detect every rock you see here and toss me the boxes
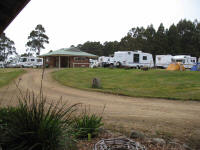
[130,130,145,139]
[152,138,166,145]
[183,143,192,150]
[92,78,101,88]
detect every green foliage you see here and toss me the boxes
[0,33,16,61]
[26,24,49,56]
[78,41,104,56]
[72,109,103,139]
[0,91,78,150]
[77,19,200,58]
[53,68,200,101]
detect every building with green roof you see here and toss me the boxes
[39,47,98,68]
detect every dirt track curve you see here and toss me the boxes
[0,69,200,140]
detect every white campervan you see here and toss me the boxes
[98,56,112,67]
[113,51,154,68]
[155,55,173,68]
[172,55,196,69]
[17,57,43,68]
[89,59,99,68]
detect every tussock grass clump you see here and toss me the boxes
[0,90,78,150]
[72,107,104,139]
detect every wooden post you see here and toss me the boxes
[68,56,70,68]
[59,56,61,69]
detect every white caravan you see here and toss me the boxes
[17,57,43,68]
[172,55,196,69]
[113,51,154,68]
[155,55,197,69]
[155,55,173,68]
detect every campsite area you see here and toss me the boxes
[53,68,200,100]
[0,68,200,148]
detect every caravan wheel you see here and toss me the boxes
[116,62,121,68]
[136,66,140,69]
[109,64,114,69]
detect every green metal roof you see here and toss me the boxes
[39,47,98,58]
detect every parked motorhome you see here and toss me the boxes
[17,57,43,68]
[0,62,4,68]
[155,55,173,68]
[5,55,20,68]
[113,51,154,68]
[172,55,196,69]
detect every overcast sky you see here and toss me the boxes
[4,0,200,55]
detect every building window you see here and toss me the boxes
[74,57,87,61]
[143,56,147,60]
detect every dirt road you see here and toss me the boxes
[0,69,200,141]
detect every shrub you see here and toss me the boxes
[0,91,78,150]
[72,108,103,139]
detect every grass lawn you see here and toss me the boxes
[52,68,200,100]
[0,68,25,88]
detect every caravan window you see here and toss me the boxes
[133,54,139,63]
[143,56,147,60]
[31,59,35,62]
[176,59,184,63]
[37,59,42,62]
[191,59,195,63]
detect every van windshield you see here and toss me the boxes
[20,58,27,62]
[37,59,42,62]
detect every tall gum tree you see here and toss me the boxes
[26,24,49,56]
[0,33,16,61]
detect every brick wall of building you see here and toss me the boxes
[45,56,57,68]
[44,56,90,68]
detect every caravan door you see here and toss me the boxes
[133,54,140,63]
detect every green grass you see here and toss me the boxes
[52,68,200,100]
[0,69,25,88]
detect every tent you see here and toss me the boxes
[191,63,200,71]
[166,63,185,71]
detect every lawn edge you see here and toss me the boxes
[51,70,200,102]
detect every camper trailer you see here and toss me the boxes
[172,55,196,69]
[17,57,43,68]
[113,51,154,68]
[155,55,173,68]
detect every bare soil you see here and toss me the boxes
[0,69,200,144]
